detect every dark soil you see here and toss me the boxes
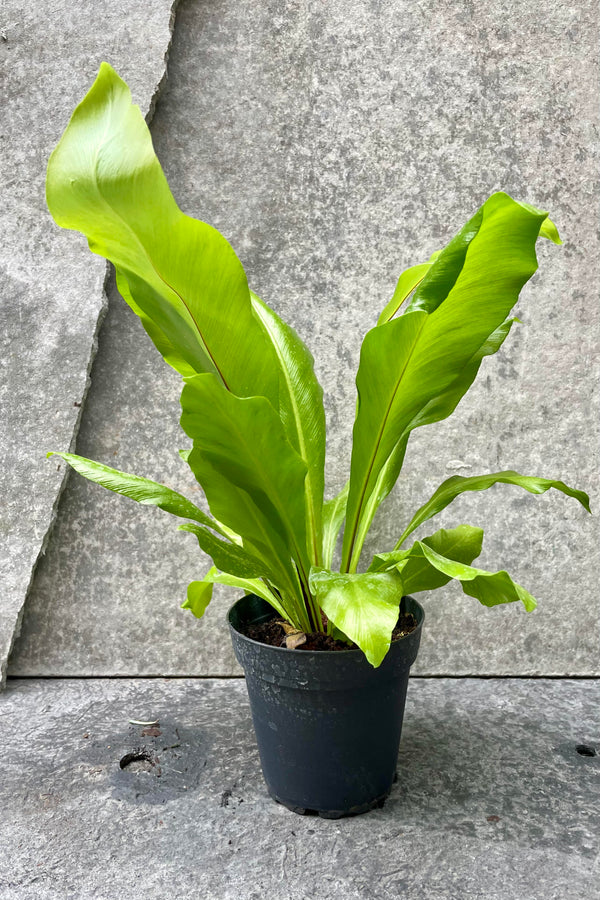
[244,611,417,651]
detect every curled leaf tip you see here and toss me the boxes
[539,215,562,245]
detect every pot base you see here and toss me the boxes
[267,786,391,819]
[267,770,399,819]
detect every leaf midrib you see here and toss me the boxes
[253,302,322,566]
[91,135,230,388]
[343,314,428,571]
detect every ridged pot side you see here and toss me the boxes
[229,593,424,818]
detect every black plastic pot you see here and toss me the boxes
[228,593,424,818]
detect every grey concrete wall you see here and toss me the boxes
[9,0,599,676]
[0,0,179,684]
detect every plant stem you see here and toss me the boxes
[293,563,323,633]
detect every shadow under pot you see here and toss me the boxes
[228,593,424,819]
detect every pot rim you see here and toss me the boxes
[227,592,425,660]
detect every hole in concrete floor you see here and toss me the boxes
[120,749,155,772]
[575,744,596,758]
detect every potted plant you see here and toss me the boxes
[45,63,590,818]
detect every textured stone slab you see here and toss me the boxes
[9,0,599,676]
[0,677,598,899]
[0,1,179,685]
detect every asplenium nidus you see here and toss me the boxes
[46,63,590,667]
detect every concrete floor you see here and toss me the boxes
[0,677,598,899]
